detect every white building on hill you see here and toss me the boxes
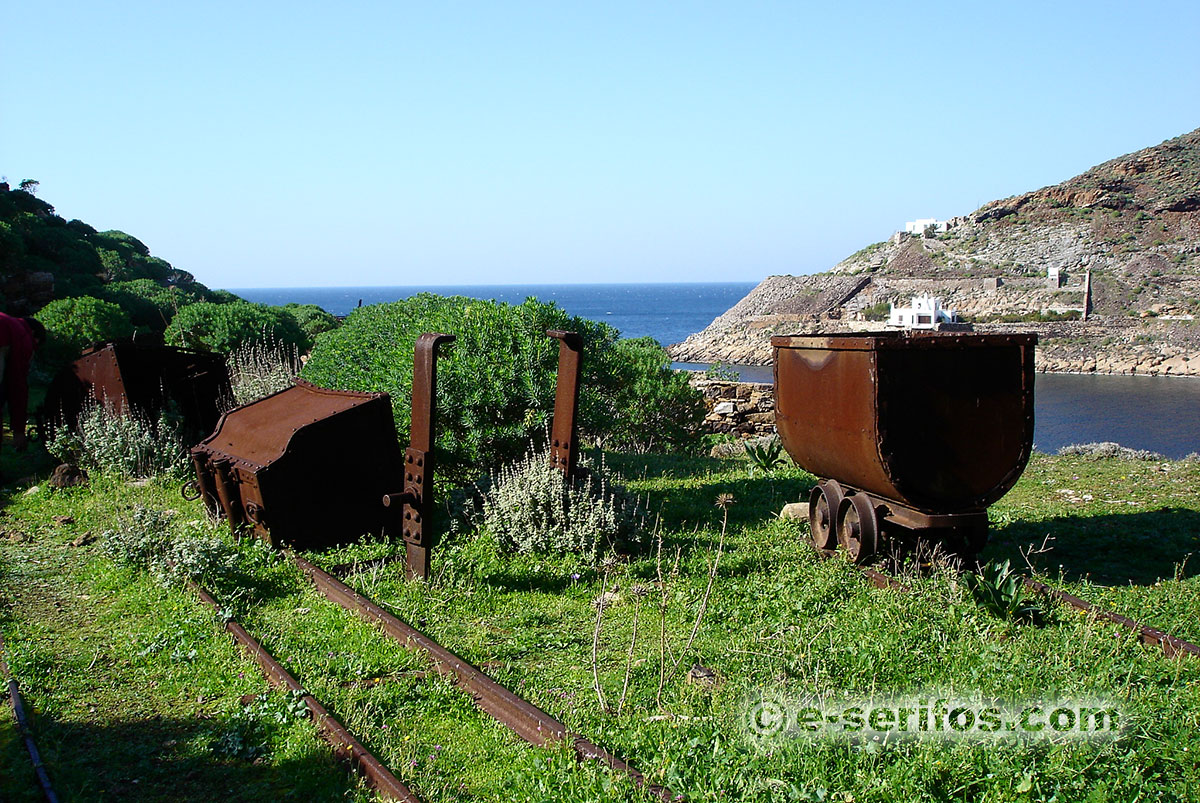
[904,218,950,235]
[887,295,961,330]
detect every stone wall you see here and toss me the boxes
[688,376,776,438]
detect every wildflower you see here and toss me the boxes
[715,493,735,509]
[571,572,581,581]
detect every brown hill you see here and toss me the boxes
[670,127,1200,376]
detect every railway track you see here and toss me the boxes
[819,547,1200,660]
[168,557,679,802]
[1,629,60,803]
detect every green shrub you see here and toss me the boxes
[597,337,707,453]
[102,505,238,586]
[46,401,187,479]
[164,301,308,353]
[477,446,645,560]
[34,296,134,368]
[301,294,704,482]
[860,300,892,321]
[703,363,739,381]
[281,303,339,343]
[101,279,207,333]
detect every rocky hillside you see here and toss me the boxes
[671,127,1200,376]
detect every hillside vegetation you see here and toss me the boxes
[0,181,335,362]
[671,128,1200,375]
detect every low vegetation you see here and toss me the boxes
[4,431,1199,801]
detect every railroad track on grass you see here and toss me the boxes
[811,546,1200,660]
[1,628,60,803]
[182,558,679,802]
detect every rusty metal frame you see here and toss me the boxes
[383,333,455,581]
[292,553,678,802]
[1022,578,1200,659]
[1,630,59,803]
[546,330,583,479]
[185,578,422,802]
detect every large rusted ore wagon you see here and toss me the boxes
[772,331,1037,563]
[41,340,230,439]
[191,380,406,550]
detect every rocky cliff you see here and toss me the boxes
[670,128,1200,377]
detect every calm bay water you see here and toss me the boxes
[230,283,1200,458]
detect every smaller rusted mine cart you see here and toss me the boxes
[41,340,230,439]
[772,331,1037,563]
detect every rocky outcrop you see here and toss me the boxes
[669,127,1200,376]
[688,376,776,438]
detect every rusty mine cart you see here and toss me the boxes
[772,331,1037,564]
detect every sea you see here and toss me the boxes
[230,283,1200,459]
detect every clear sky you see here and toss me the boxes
[3,1,1198,289]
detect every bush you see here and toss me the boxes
[101,279,207,333]
[281,303,339,343]
[102,505,238,586]
[860,301,892,321]
[225,336,301,409]
[478,446,645,560]
[34,296,134,368]
[301,294,705,483]
[596,337,707,453]
[46,400,187,479]
[164,301,308,353]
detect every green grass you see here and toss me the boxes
[3,440,1200,801]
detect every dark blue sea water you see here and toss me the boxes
[229,283,1200,458]
[230,283,755,349]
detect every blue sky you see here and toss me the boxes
[4,1,1198,288]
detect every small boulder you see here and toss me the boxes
[48,463,88,489]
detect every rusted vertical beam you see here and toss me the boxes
[546,330,583,479]
[384,333,454,581]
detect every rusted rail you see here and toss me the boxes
[806,536,1198,659]
[291,553,678,802]
[185,580,422,802]
[1022,578,1200,659]
[1,630,60,803]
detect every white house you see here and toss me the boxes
[904,218,950,236]
[887,295,961,330]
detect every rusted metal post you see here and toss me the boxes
[385,333,454,581]
[546,330,582,479]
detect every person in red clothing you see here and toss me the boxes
[0,313,46,454]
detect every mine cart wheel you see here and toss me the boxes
[808,480,843,552]
[837,493,879,564]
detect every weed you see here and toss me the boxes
[102,505,238,586]
[745,436,787,473]
[962,559,1041,623]
[702,363,739,382]
[47,400,187,479]
[477,446,647,560]
[225,334,301,409]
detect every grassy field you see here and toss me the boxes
[2,438,1199,802]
